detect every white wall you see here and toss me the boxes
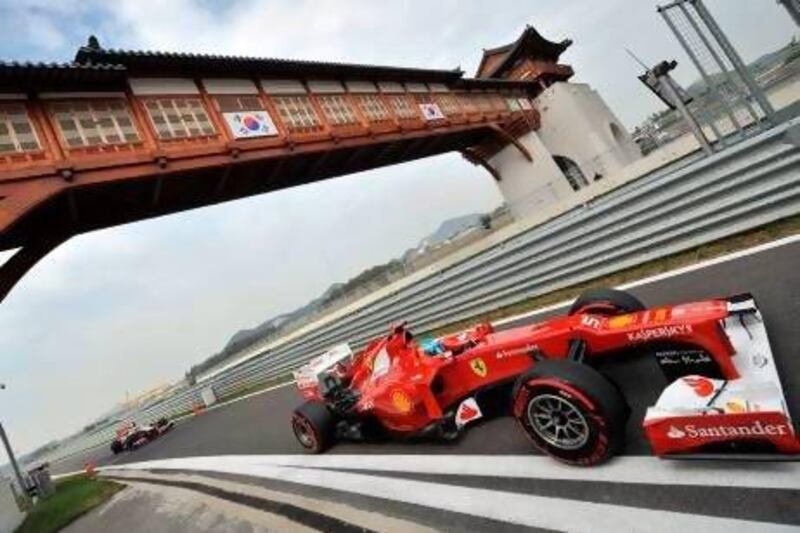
[535,82,641,183]
[490,131,570,219]
[488,82,646,220]
[0,481,25,533]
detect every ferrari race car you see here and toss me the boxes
[109,417,174,454]
[291,288,799,465]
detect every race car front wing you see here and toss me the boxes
[644,295,800,456]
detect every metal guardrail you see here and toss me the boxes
[41,117,800,466]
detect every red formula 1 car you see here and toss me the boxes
[290,288,799,465]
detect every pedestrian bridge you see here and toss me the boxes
[0,28,574,301]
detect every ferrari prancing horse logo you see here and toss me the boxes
[469,357,488,378]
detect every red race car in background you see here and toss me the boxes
[291,288,799,465]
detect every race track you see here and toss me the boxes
[49,238,800,530]
[54,237,800,473]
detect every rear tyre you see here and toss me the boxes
[569,288,645,316]
[124,434,138,451]
[292,401,336,453]
[110,440,123,455]
[513,359,629,466]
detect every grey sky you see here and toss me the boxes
[0,0,796,456]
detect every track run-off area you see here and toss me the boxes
[53,236,800,531]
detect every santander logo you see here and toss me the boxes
[667,426,686,438]
[666,420,790,439]
[459,403,479,421]
[455,398,483,427]
[682,376,715,397]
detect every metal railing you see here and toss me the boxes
[41,116,800,466]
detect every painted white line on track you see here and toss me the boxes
[107,454,800,491]
[52,470,84,480]
[104,457,797,532]
[492,233,800,327]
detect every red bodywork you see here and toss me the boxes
[296,297,799,453]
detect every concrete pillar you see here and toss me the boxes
[489,81,643,221]
[489,130,572,220]
[535,82,640,181]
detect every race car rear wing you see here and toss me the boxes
[293,343,353,392]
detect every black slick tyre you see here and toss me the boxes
[569,288,645,316]
[291,401,336,453]
[512,359,629,466]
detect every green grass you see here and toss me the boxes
[16,475,125,533]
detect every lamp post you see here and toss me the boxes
[0,384,29,504]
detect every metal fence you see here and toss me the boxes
[41,116,800,466]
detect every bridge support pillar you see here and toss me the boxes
[490,82,642,220]
[0,234,70,305]
[489,131,572,220]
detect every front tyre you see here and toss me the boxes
[291,401,336,453]
[513,359,628,466]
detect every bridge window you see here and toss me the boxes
[505,98,521,111]
[434,93,461,116]
[457,94,478,114]
[317,95,359,126]
[0,103,40,153]
[356,94,390,122]
[143,98,215,139]
[387,95,419,119]
[272,96,321,133]
[475,94,494,113]
[553,155,589,192]
[51,100,140,148]
[214,95,280,139]
[490,95,509,112]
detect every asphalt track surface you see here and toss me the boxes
[49,239,800,530]
[53,238,800,474]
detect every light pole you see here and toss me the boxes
[0,384,29,504]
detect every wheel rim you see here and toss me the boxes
[292,416,316,449]
[527,393,590,450]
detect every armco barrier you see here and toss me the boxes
[42,117,800,466]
